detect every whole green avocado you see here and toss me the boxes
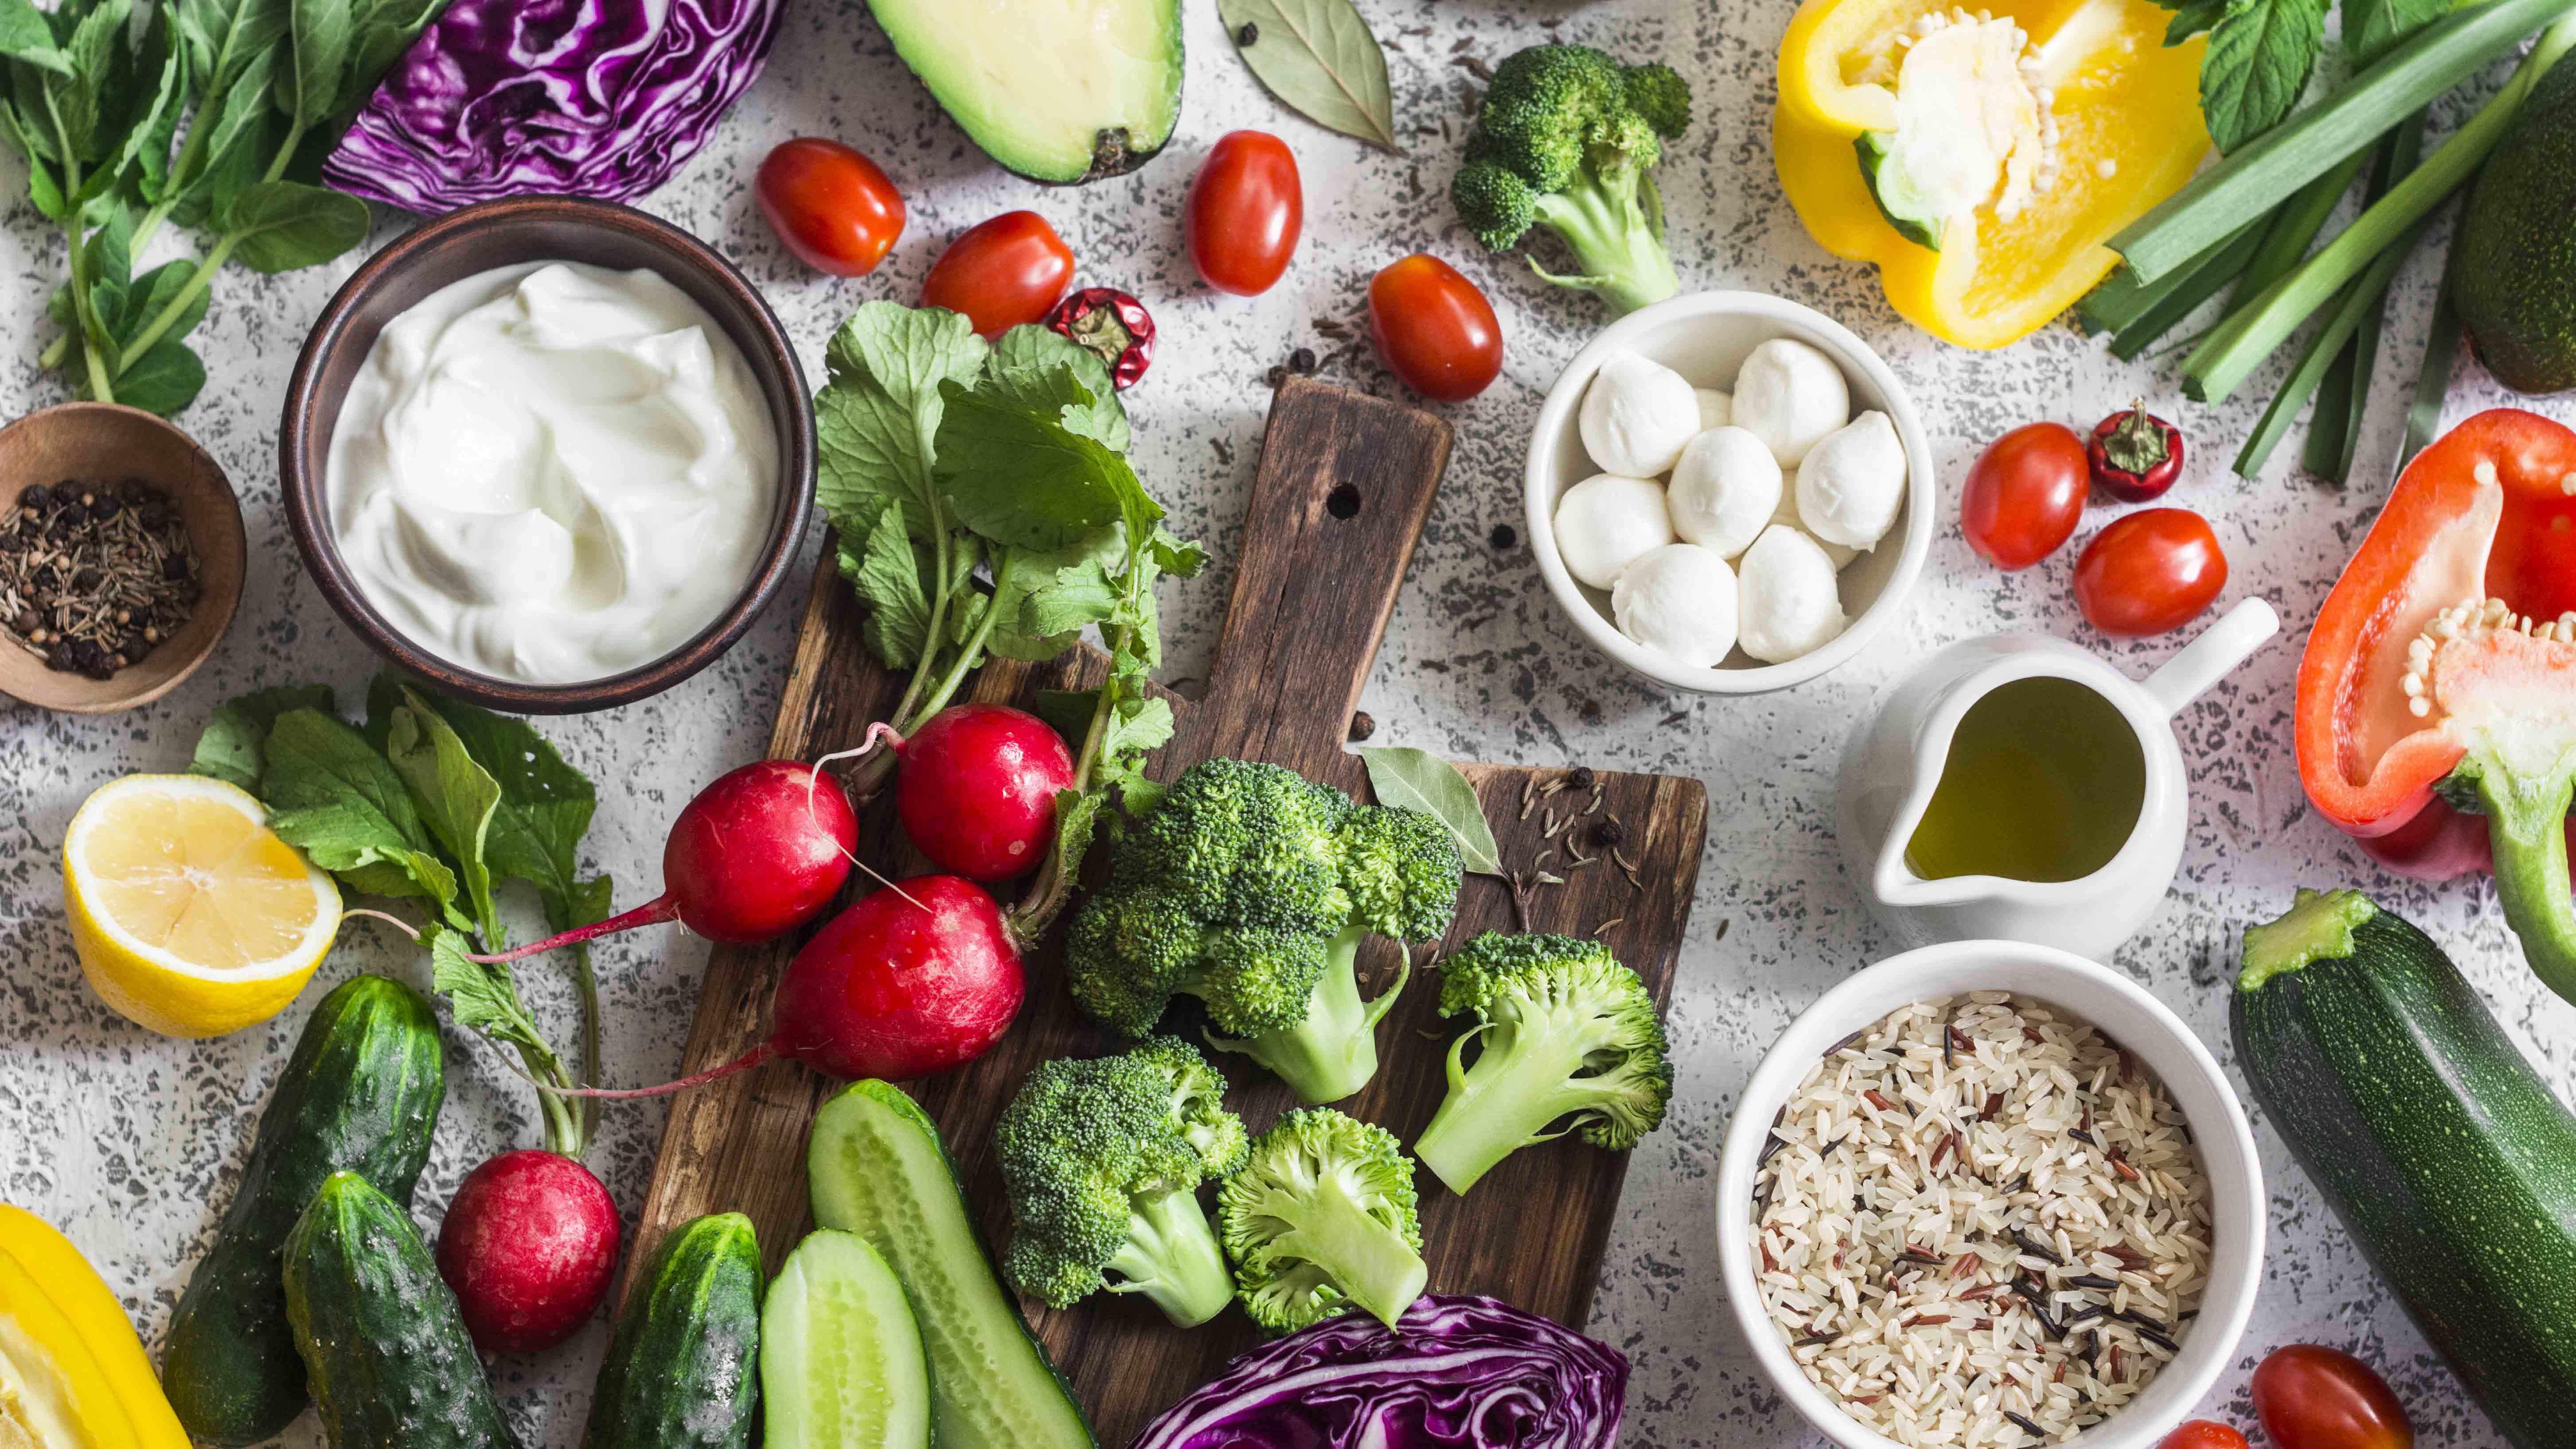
[2453,57,2576,394]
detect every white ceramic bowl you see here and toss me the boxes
[1716,940,2264,1449]
[1526,292,1935,694]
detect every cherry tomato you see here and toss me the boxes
[2073,507,2227,636]
[1366,253,1502,402]
[1961,422,2088,569]
[2252,1346,2413,1449]
[755,138,905,277]
[2158,1422,2253,1449]
[921,211,1074,337]
[1187,131,1303,296]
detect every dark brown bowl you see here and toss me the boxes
[281,196,815,714]
[0,403,244,713]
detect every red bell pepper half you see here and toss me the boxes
[2295,408,2576,1001]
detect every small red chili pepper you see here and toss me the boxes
[1045,287,1155,391]
[2089,400,2185,502]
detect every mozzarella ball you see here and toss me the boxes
[1579,351,1702,478]
[1732,338,1851,467]
[1737,525,1850,663]
[1612,544,1739,668]
[1695,388,1733,432]
[1666,426,1781,560]
[1796,410,1908,549]
[1553,473,1675,589]
[1772,481,1860,571]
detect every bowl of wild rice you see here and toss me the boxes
[1717,941,2262,1449]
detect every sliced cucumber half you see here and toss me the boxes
[808,1080,1095,1449]
[763,1230,933,1449]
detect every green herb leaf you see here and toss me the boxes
[189,683,336,791]
[988,323,1130,452]
[2345,0,2450,67]
[120,259,213,348]
[933,374,1159,554]
[383,691,503,943]
[336,0,440,115]
[0,0,70,74]
[259,705,463,913]
[406,679,604,934]
[841,499,937,669]
[280,0,349,129]
[175,0,289,92]
[1356,747,1503,875]
[814,301,988,541]
[2199,0,2327,152]
[2158,0,2240,44]
[424,921,553,1056]
[220,177,368,271]
[1217,0,1398,151]
[112,339,206,417]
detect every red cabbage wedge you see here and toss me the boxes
[1131,1295,1628,1449]
[323,0,783,211]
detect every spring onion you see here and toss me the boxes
[2109,227,2268,360]
[2111,0,2576,282]
[2184,13,2576,402]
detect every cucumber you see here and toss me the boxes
[584,1214,765,1449]
[763,1230,933,1449]
[162,974,445,1446]
[2235,889,2576,1449]
[281,1172,517,1449]
[807,1080,1095,1449]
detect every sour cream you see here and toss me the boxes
[327,260,778,685]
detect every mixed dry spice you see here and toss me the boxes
[2,479,200,679]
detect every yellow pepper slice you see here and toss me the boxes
[1774,0,2210,348]
[0,1206,186,1449]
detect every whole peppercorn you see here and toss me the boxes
[117,477,152,505]
[1593,819,1626,848]
[11,609,39,635]
[1348,711,1377,742]
[121,633,151,662]
[1288,347,1317,374]
[18,483,49,511]
[1490,523,1518,549]
[1566,765,1596,790]
[88,495,120,521]
[1235,21,1257,44]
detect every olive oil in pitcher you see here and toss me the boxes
[1903,676,2146,884]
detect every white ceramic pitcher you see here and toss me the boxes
[1835,599,2280,959]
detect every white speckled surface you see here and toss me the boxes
[3,2,2570,1445]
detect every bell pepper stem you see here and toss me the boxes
[2472,753,2576,1005]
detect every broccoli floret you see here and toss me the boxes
[995,1036,1245,1328]
[1066,759,1464,1105]
[1450,43,1692,316]
[1411,932,1674,1196]
[1217,1107,1426,1332]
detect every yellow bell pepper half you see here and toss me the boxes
[0,1207,185,1449]
[1774,0,2210,349]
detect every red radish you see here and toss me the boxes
[562,875,1027,1097]
[894,704,1075,880]
[435,1150,622,1354]
[476,760,858,962]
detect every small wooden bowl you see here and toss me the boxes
[281,195,816,714]
[0,403,244,713]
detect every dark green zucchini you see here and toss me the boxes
[583,1213,764,1449]
[282,1172,518,1449]
[161,974,445,1446]
[2235,889,2576,1449]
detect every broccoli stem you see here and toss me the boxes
[1265,1171,1429,1331]
[1414,1014,1620,1196]
[1528,167,1680,316]
[1104,1186,1236,1329]
[1210,927,1387,1105]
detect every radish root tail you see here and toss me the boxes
[806,732,929,913]
[536,1041,780,1099]
[467,895,681,963]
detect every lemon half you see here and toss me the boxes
[62,775,340,1039]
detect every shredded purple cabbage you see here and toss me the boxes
[1131,1295,1629,1449]
[322,0,783,213]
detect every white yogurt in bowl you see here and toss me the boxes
[325,260,779,686]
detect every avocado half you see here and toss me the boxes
[2452,55,2576,394]
[863,0,1183,184]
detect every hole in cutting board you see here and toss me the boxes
[1325,484,1362,519]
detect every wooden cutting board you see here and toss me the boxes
[624,377,1710,1445]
